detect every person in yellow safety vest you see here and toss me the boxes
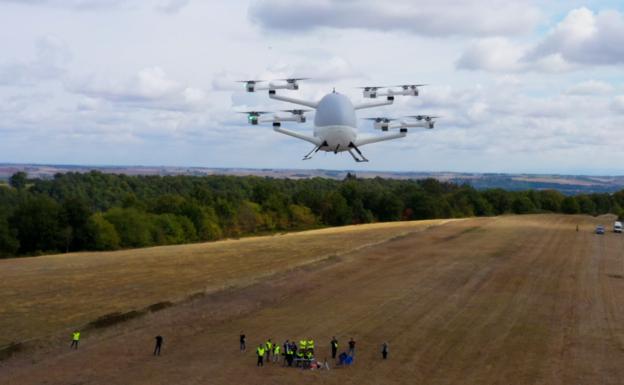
[296,350,304,367]
[257,345,266,367]
[307,339,314,350]
[273,344,280,362]
[70,330,80,349]
[299,339,307,351]
[306,350,313,360]
[265,339,273,360]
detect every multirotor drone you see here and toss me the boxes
[239,78,438,162]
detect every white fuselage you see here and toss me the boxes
[313,92,357,153]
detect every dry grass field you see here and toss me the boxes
[2,214,624,385]
[0,219,448,347]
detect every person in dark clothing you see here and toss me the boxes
[240,333,246,352]
[154,335,163,356]
[381,342,388,360]
[330,336,338,359]
[348,338,356,356]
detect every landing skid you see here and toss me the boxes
[303,142,369,162]
[303,141,327,160]
[348,143,369,162]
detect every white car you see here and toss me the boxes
[615,221,623,233]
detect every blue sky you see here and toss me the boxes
[0,0,624,174]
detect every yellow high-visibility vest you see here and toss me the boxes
[266,341,273,350]
[274,345,281,354]
[307,339,314,348]
[299,340,307,349]
[72,332,80,341]
[257,347,266,356]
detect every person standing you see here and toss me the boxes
[256,344,266,367]
[273,343,280,362]
[265,339,273,361]
[240,333,246,352]
[154,335,163,356]
[70,330,80,350]
[381,342,388,360]
[348,338,356,356]
[330,336,338,359]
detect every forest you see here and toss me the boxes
[1,171,622,258]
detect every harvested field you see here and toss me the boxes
[0,219,448,347]
[2,214,624,385]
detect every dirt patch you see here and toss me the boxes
[85,310,146,330]
[0,342,22,361]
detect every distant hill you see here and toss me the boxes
[2,163,624,195]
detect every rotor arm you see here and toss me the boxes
[354,132,406,147]
[273,126,323,146]
[388,121,428,129]
[354,99,394,110]
[269,91,318,109]
[258,115,301,124]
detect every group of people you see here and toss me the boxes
[69,329,387,364]
[253,337,317,367]
[240,333,389,368]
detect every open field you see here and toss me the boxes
[2,214,624,385]
[0,219,448,347]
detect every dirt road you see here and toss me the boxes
[2,214,624,385]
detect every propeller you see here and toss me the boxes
[407,115,440,121]
[280,77,310,84]
[239,111,271,116]
[237,80,265,84]
[394,84,427,90]
[364,117,395,123]
[358,86,385,91]
[281,109,312,115]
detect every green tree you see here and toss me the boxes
[576,195,596,215]
[561,196,580,214]
[0,216,19,257]
[86,213,120,250]
[10,195,64,253]
[9,172,27,190]
[512,195,536,214]
[539,190,564,212]
[104,207,153,248]
[321,191,352,226]
[61,197,93,251]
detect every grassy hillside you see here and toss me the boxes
[0,219,447,347]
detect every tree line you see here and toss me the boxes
[1,171,622,258]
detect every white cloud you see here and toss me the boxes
[248,0,541,37]
[68,66,208,111]
[458,7,624,73]
[0,36,70,85]
[456,38,526,73]
[156,0,190,14]
[566,80,614,95]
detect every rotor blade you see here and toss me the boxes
[279,77,310,82]
[238,111,271,115]
[236,80,265,83]
[392,84,427,88]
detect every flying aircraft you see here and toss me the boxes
[238,78,438,162]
